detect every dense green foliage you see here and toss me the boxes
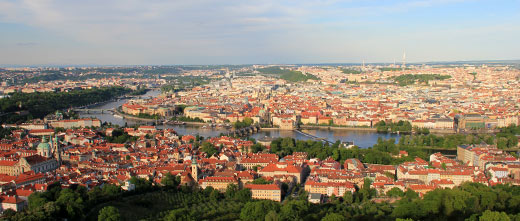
[375,120,412,133]
[249,143,266,153]
[6,182,124,220]
[269,137,426,165]
[129,87,148,96]
[391,74,451,86]
[250,177,273,184]
[18,179,520,221]
[392,183,520,220]
[170,116,204,123]
[234,117,254,129]
[105,128,138,144]
[97,206,121,221]
[257,67,319,82]
[131,113,159,119]
[201,142,218,157]
[0,126,14,139]
[496,125,520,149]
[160,173,181,188]
[0,87,131,123]
[397,132,517,149]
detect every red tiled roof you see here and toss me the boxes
[245,184,280,190]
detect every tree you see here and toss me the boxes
[129,176,153,192]
[2,208,16,218]
[265,210,280,221]
[240,200,280,221]
[201,142,218,157]
[234,188,252,202]
[280,200,309,220]
[56,188,85,219]
[28,192,49,210]
[251,177,272,184]
[250,143,265,153]
[226,183,239,199]
[164,208,194,221]
[321,213,345,221]
[387,187,405,198]
[161,173,179,188]
[343,191,354,204]
[102,184,121,198]
[210,189,220,202]
[98,206,121,221]
[403,189,419,201]
[479,210,510,221]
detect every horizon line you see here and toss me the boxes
[1,59,519,68]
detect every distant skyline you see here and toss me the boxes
[0,0,519,65]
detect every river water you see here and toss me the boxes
[80,90,400,148]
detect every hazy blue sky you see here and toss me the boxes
[0,0,519,65]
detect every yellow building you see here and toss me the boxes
[200,176,238,192]
[244,184,282,202]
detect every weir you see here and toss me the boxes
[294,129,335,144]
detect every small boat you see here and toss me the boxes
[113,114,123,119]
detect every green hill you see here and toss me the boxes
[257,67,319,82]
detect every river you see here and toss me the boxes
[79,89,400,148]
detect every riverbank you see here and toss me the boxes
[300,125,377,131]
[167,121,207,126]
[429,129,457,134]
[300,125,457,134]
[260,127,282,131]
[115,110,157,122]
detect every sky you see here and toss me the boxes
[0,0,519,65]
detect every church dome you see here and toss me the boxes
[37,136,51,151]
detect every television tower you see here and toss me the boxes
[402,51,406,71]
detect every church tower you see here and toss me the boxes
[191,157,199,181]
[52,135,61,165]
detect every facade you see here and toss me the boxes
[49,118,101,129]
[258,163,304,183]
[199,176,238,192]
[304,180,355,197]
[244,184,282,202]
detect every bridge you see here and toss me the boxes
[225,125,261,137]
[72,108,114,114]
[294,129,335,144]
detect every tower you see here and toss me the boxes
[402,51,406,71]
[53,135,61,165]
[191,157,199,181]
